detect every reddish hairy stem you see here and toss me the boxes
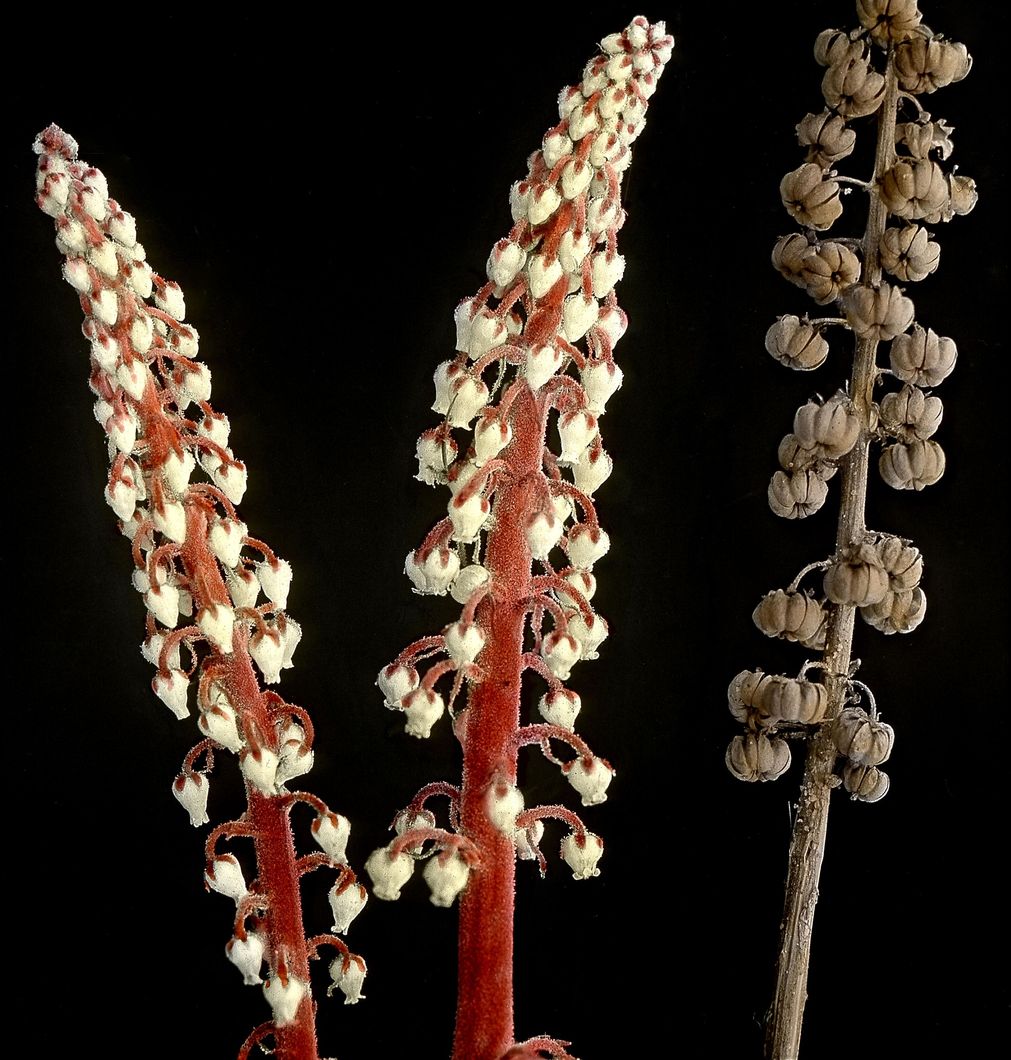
[452,384,546,1060]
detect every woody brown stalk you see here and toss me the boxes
[723,4,975,1058]
[368,18,672,1059]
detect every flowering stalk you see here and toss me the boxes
[724,3,975,1057]
[367,17,672,1059]
[33,125,367,1060]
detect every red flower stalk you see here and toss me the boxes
[367,17,673,1059]
[33,124,366,1060]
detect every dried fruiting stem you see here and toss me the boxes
[453,388,546,1060]
[766,68,899,1060]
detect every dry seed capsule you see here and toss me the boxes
[772,234,813,286]
[947,174,979,217]
[756,675,829,725]
[769,468,829,519]
[880,225,940,283]
[833,707,895,766]
[727,668,771,726]
[861,586,927,634]
[797,241,861,305]
[781,164,844,230]
[889,326,957,386]
[879,385,942,442]
[778,433,822,473]
[814,28,864,68]
[878,159,949,220]
[879,439,945,490]
[797,110,856,167]
[875,535,923,590]
[857,0,922,44]
[844,283,914,342]
[822,55,886,118]
[894,36,972,94]
[726,733,792,783]
[752,589,826,645]
[842,761,890,802]
[793,391,860,460]
[824,543,890,607]
[765,316,829,371]
[896,120,955,161]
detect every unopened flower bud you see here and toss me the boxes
[377,662,420,709]
[451,564,491,604]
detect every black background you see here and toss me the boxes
[6,3,1006,1057]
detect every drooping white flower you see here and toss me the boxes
[448,492,490,543]
[560,831,604,880]
[329,957,366,1005]
[571,445,613,496]
[450,564,491,605]
[145,582,180,628]
[197,603,235,654]
[443,621,486,664]
[328,880,367,934]
[567,611,608,660]
[208,517,247,569]
[538,689,582,731]
[313,811,351,864]
[525,511,564,560]
[262,973,306,1026]
[525,344,564,389]
[405,548,461,595]
[580,359,624,414]
[486,781,524,834]
[515,818,545,861]
[224,937,263,983]
[257,557,292,610]
[250,627,284,683]
[541,631,582,680]
[171,772,209,827]
[240,746,279,795]
[376,662,420,709]
[563,756,615,806]
[567,524,610,569]
[225,932,265,986]
[205,854,248,902]
[364,845,415,901]
[423,852,471,907]
[402,687,445,739]
[557,409,599,464]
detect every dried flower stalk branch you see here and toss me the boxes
[33,124,367,1060]
[724,3,976,1057]
[367,17,672,1060]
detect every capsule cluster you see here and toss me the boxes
[728,1,975,797]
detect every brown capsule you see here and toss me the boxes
[857,0,922,44]
[765,315,829,371]
[948,174,979,216]
[726,733,792,783]
[814,28,864,67]
[824,542,890,607]
[772,233,814,285]
[874,535,924,590]
[842,761,891,802]
[895,36,972,94]
[769,468,829,519]
[781,164,844,231]
[844,283,915,342]
[880,225,940,283]
[797,241,862,305]
[861,586,927,634]
[756,675,828,725]
[834,706,896,766]
[896,119,955,161]
[727,669,774,727]
[793,391,860,460]
[797,110,856,167]
[879,384,942,442]
[822,55,886,118]
[889,326,957,386]
[753,589,827,645]
[778,433,822,472]
[799,612,828,651]
[879,440,945,490]
[878,159,949,220]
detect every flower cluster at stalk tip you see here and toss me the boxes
[728,0,975,798]
[34,124,367,1049]
[370,17,672,907]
